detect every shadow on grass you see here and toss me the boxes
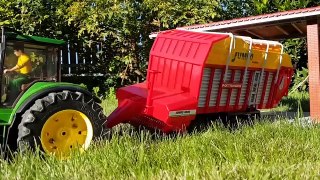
[187,113,266,134]
[107,113,266,142]
[278,91,310,112]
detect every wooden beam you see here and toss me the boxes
[275,25,289,35]
[291,23,304,34]
[245,30,264,39]
[231,31,240,35]
[270,33,305,40]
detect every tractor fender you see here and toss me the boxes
[4,82,100,152]
[15,86,101,115]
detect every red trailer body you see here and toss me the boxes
[106,30,294,133]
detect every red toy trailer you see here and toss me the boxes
[106,30,294,133]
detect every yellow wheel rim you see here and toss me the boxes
[40,109,93,157]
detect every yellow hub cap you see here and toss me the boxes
[40,109,93,157]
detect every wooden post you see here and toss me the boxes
[307,20,320,121]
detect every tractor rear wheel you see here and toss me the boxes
[17,90,107,158]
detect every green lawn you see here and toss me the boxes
[267,91,310,112]
[1,92,318,179]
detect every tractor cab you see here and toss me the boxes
[0,27,64,106]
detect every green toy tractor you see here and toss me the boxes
[0,27,106,158]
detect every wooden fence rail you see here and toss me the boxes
[61,43,101,76]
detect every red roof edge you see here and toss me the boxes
[181,6,320,30]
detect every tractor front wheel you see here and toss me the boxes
[17,90,107,157]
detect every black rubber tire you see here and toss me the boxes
[17,90,108,153]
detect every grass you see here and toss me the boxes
[100,94,118,115]
[264,91,310,112]
[0,91,317,179]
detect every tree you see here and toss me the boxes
[1,0,318,92]
[60,0,220,87]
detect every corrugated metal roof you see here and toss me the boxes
[150,6,320,40]
[179,6,320,31]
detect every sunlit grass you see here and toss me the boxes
[2,120,320,179]
[101,96,117,116]
[0,91,316,179]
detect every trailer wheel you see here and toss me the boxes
[17,91,108,157]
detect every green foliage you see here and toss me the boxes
[92,86,100,98]
[273,91,310,112]
[52,0,219,88]
[107,87,116,100]
[0,0,319,90]
[144,0,218,29]
[101,91,118,115]
[0,0,220,88]
[296,98,304,119]
[283,38,307,70]
[0,0,15,26]
[282,36,308,93]
[291,67,309,92]
[79,83,87,89]
[218,0,319,19]
[273,0,311,11]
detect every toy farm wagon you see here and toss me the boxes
[106,29,294,133]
